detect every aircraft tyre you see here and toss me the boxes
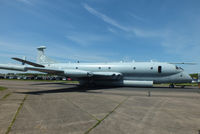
[169,84,174,88]
[181,85,185,88]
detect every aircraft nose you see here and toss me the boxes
[183,72,192,83]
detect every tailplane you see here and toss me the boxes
[37,46,56,65]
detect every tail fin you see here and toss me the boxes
[37,46,56,65]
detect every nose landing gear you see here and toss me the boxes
[169,84,174,88]
[169,84,185,88]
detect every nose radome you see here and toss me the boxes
[183,72,192,83]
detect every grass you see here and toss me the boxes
[154,83,198,87]
[175,83,198,86]
[0,86,7,91]
[2,93,11,99]
[5,95,28,134]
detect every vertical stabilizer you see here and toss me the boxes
[37,46,56,64]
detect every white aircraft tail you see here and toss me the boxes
[37,46,56,65]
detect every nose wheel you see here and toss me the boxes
[169,84,174,88]
[181,85,185,88]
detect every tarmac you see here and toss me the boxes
[0,80,200,134]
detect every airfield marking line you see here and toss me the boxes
[5,94,28,134]
[84,96,129,134]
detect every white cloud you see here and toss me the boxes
[65,32,109,46]
[83,3,168,38]
[107,27,117,34]
[83,3,129,32]
[16,0,33,5]
[130,13,146,22]
[132,28,167,38]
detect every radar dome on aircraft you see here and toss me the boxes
[37,46,46,51]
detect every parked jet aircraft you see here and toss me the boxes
[0,46,192,87]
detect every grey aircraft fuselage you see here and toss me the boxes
[46,61,192,86]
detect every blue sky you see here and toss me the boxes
[0,0,200,73]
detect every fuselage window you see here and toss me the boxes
[150,67,153,70]
[98,67,101,69]
[108,67,111,69]
[158,66,162,73]
[76,67,78,69]
[133,67,136,70]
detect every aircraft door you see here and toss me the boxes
[158,66,162,73]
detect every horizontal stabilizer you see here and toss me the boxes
[12,57,45,67]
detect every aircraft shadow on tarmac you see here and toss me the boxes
[15,83,200,97]
[31,82,77,86]
[15,86,116,95]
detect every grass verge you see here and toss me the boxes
[154,83,198,87]
[0,86,7,91]
[5,95,28,134]
[2,93,11,100]
[175,83,198,86]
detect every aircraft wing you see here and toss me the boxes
[16,66,93,78]
[0,64,64,74]
[0,64,122,79]
[25,67,64,75]
[0,64,27,71]
[12,57,45,67]
[0,64,91,77]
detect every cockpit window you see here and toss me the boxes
[175,66,184,70]
[179,67,183,70]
